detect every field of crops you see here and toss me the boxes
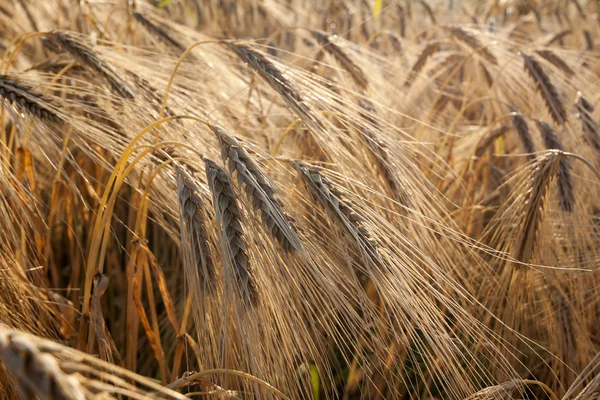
[0,0,599,399]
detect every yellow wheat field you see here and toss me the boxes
[0,0,598,399]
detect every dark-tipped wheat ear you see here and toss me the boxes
[575,92,600,151]
[212,125,300,254]
[226,41,314,126]
[545,29,572,47]
[292,161,384,277]
[420,0,437,24]
[308,29,368,89]
[535,120,574,212]
[447,26,498,65]
[204,158,258,308]
[583,30,594,51]
[405,41,442,87]
[46,30,135,99]
[358,102,411,206]
[0,75,61,122]
[513,153,560,263]
[176,167,216,290]
[510,109,536,160]
[520,52,566,125]
[132,10,188,54]
[534,49,574,77]
[475,125,509,157]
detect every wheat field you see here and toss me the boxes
[0,0,599,398]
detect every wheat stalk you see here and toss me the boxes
[0,325,86,400]
[205,158,258,308]
[572,371,600,400]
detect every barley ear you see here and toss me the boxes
[212,125,301,254]
[521,52,567,125]
[510,109,536,160]
[0,75,61,122]
[0,325,86,400]
[46,30,135,99]
[292,160,384,278]
[535,120,574,212]
[448,26,498,65]
[534,49,574,77]
[308,29,368,88]
[513,153,559,263]
[575,92,600,151]
[132,10,187,54]
[205,158,258,308]
[176,167,216,292]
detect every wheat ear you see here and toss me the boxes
[0,75,61,122]
[420,0,437,24]
[308,29,368,88]
[534,49,574,77]
[583,30,594,51]
[405,41,442,87]
[132,10,187,54]
[176,167,216,291]
[535,120,574,212]
[226,41,316,127]
[575,92,600,151]
[448,26,498,65]
[205,158,258,308]
[545,29,572,47]
[513,153,559,263]
[475,125,509,157]
[466,380,523,400]
[46,30,135,99]
[358,102,411,206]
[510,109,536,160]
[0,325,86,400]
[292,161,384,276]
[212,125,300,253]
[521,52,566,125]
